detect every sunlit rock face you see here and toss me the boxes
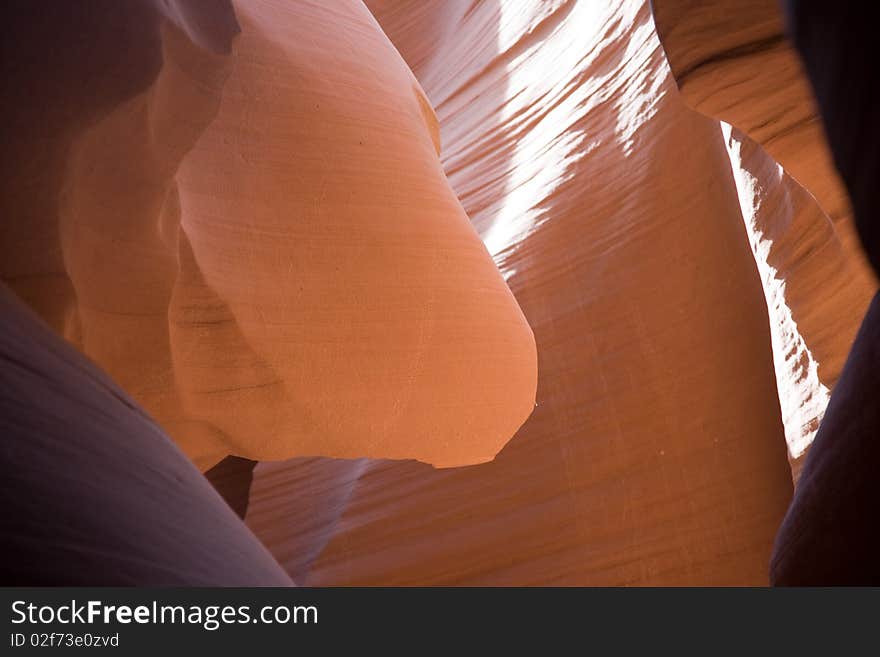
[652,1,880,583]
[7,0,870,586]
[1,0,537,471]
[245,0,795,585]
[651,0,877,478]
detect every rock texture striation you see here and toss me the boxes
[1,0,537,472]
[245,0,795,585]
[652,0,877,476]
[3,0,873,585]
[0,285,292,585]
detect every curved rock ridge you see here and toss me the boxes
[652,0,878,473]
[1,0,537,470]
[0,284,293,585]
[10,0,867,586]
[721,126,866,480]
[650,1,861,237]
[0,1,291,584]
[245,0,794,585]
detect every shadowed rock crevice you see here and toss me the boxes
[205,456,258,519]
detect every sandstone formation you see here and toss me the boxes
[652,0,877,476]
[1,0,537,471]
[770,1,880,585]
[720,126,862,481]
[3,0,874,586]
[246,0,794,585]
[0,286,292,585]
[770,291,880,584]
[652,0,880,583]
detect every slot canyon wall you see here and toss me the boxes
[651,0,877,481]
[1,0,873,584]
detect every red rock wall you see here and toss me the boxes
[1,0,537,471]
[652,0,878,477]
[246,0,794,585]
[10,0,859,585]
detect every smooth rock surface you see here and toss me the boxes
[0,285,292,585]
[1,0,537,470]
[652,0,877,474]
[245,0,794,585]
[9,0,868,586]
